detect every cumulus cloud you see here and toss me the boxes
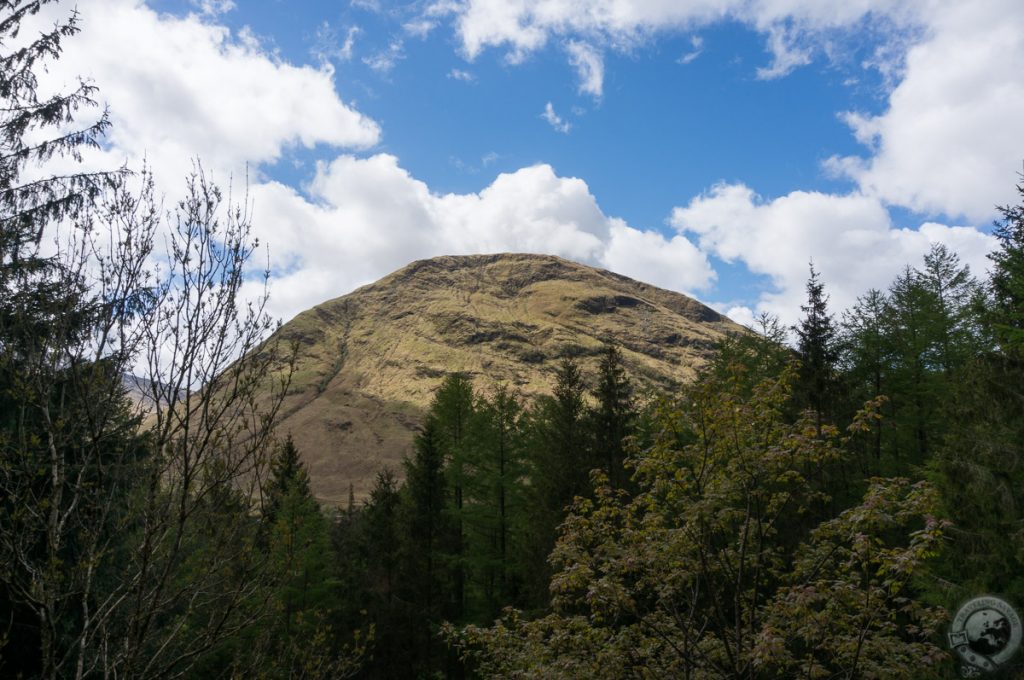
[43,0,379,187]
[828,0,1024,221]
[437,0,920,80]
[245,158,714,321]
[671,183,996,325]
[541,102,572,133]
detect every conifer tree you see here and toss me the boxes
[793,263,839,435]
[522,356,589,609]
[927,178,1024,606]
[264,434,309,524]
[464,385,527,619]
[430,373,474,621]
[988,176,1024,355]
[399,417,450,673]
[359,468,404,678]
[840,288,889,471]
[589,343,634,488]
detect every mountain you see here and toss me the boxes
[266,253,746,503]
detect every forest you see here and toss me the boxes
[3,1,1024,678]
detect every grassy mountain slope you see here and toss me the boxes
[267,253,745,503]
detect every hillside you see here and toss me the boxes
[266,253,745,503]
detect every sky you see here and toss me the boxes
[28,0,1024,329]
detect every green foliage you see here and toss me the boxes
[756,478,949,678]
[264,433,310,523]
[793,263,840,433]
[450,365,948,679]
[989,177,1024,355]
[588,343,635,489]
[463,385,529,619]
[521,357,590,610]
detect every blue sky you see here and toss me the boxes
[42,0,1023,326]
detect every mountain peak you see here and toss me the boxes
[269,253,743,503]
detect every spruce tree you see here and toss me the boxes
[522,356,589,609]
[399,417,450,674]
[589,343,634,489]
[793,263,838,436]
[264,434,310,524]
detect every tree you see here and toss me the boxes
[840,288,890,473]
[926,178,1024,609]
[0,17,299,669]
[793,263,839,436]
[463,385,528,620]
[399,417,450,674]
[0,0,117,260]
[264,433,310,524]
[522,357,589,609]
[262,448,339,676]
[588,343,634,489]
[449,364,948,679]
[917,242,984,373]
[431,373,475,622]
[987,175,1024,355]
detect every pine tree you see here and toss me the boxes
[793,263,839,436]
[1,1,117,260]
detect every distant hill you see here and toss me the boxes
[263,253,746,503]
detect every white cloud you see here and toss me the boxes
[671,183,996,325]
[601,220,716,294]
[244,157,712,321]
[404,19,437,38]
[678,35,704,65]
[541,102,571,133]
[755,24,811,79]
[432,0,1024,225]
[724,305,756,328]
[438,0,919,77]
[828,0,1024,221]
[363,39,405,73]
[447,68,476,82]
[43,0,379,187]
[190,0,234,16]
[313,23,360,62]
[565,41,604,97]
